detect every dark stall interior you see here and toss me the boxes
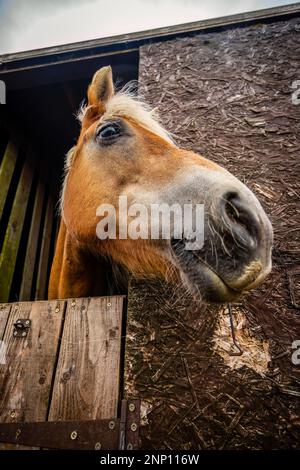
[0,50,139,302]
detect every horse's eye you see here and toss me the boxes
[96,122,121,143]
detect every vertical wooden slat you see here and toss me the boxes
[19,175,46,300]
[0,138,18,222]
[48,296,124,421]
[35,190,54,300]
[0,151,34,302]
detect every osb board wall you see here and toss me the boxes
[124,18,300,449]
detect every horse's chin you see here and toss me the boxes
[169,241,242,303]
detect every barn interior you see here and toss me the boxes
[0,48,139,302]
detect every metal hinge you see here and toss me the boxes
[0,399,140,450]
[13,319,31,338]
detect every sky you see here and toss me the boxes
[0,0,298,55]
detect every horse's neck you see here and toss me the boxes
[48,220,107,299]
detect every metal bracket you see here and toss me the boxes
[0,399,140,450]
[13,319,31,338]
[120,398,140,450]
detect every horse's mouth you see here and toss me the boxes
[170,239,241,303]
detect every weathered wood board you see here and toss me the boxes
[124,17,300,449]
[0,295,124,449]
[48,297,123,421]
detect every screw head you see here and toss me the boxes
[70,430,78,440]
[94,442,101,450]
[131,422,137,432]
[10,411,16,418]
[108,420,115,430]
[107,302,111,307]
[25,320,30,326]
[71,301,76,308]
[55,307,60,313]
[127,443,133,450]
[128,403,135,412]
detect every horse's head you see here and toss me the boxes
[61,66,273,302]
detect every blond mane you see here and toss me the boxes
[60,86,174,216]
[78,84,174,145]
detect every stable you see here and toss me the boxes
[0,3,300,450]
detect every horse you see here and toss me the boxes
[48,66,273,302]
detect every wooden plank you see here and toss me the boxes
[19,174,46,300]
[0,299,66,449]
[0,138,18,222]
[0,304,10,376]
[0,151,34,302]
[0,304,11,448]
[48,296,124,421]
[0,304,11,339]
[0,300,66,422]
[35,190,54,300]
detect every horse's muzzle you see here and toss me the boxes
[206,184,273,295]
[169,169,273,303]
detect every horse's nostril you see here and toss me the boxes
[222,191,259,243]
[224,192,240,223]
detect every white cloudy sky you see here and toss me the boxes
[0,0,298,55]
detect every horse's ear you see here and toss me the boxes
[87,66,114,108]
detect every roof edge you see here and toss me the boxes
[0,3,299,70]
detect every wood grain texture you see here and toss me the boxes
[0,151,34,302]
[0,300,65,423]
[0,138,18,221]
[48,296,124,421]
[19,174,46,300]
[35,190,54,300]
[0,304,11,339]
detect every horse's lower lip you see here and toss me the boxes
[170,240,241,302]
